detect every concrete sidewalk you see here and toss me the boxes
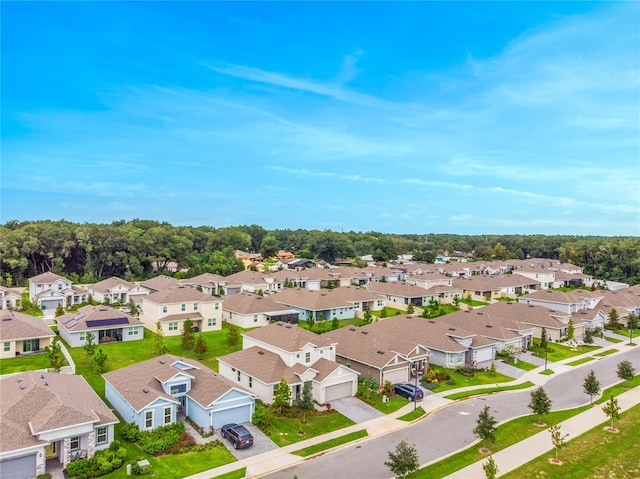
[185,339,636,479]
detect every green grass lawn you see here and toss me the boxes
[357,391,412,413]
[539,369,555,375]
[567,356,596,366]
[501,405,640,479]
[426,366,514,393]
[594,374,640,404]
[397,406,426,422]
[444,381,535,400]
[292,429,368,456]
[531,342,600,362]
[212,468,247,479]
[501,358,538,371]
[593,349,617,357]
[0,352,65,374]
[267,410,356,447]
[605,336,623,343]
[371,307,404,318]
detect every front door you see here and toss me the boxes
[45,441,57,459]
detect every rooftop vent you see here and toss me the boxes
[361,331,368,335]
[17,378,22,383]
[349,327,356,331]
[258,351,264,355]
[477,312,484,315]
[376,350,385,354]
[40,374,45,379]
[43,381,48,386]
[528,305,535,308]
[19,385,26,390]
[464,310,470,313]
[143,387,150,394]
[428,320,435,323]
[485,325,492,328]
[159,360,166,364]
[2,317,11,321]
[448,328,456,331]
[285,325,292,329]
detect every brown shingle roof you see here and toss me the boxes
[244,322,334,351]
[272,287,380,311]
[222,292,298,315]
[89,276,136,293]
[146,286,218,303]
[57,305,144,332]
[0,310,55,341]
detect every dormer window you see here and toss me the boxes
[194,303,198,311]
[181,303,186,312]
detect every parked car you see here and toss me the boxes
[394,383,424,401]
[220,423,254,449]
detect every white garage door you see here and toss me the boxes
[325,381,353,402]
[0,454,37,479]
[383,367,408,385]
[212,404,252,429]
[40,299,60,312]
[474,347,494,363]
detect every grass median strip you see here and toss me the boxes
[593,349,617,357]
[211,467,246,479]
[292,429,368,457]
[566,356,596,366]
[398,406,426,421]
[444,381,535,400]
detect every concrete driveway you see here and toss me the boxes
[218,422,279,460]
[329,396,384,423]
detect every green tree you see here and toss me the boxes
[528,386,552,425]
[540,327,548,351]
[93,348,108,373]
[228,324,239,347]
[384,440,420,479]
[602,395,621,431]
[154,322,168,356]
[194,335,208,358]
[473,406,498,452]
[363,310,373,324]
[273,379,292,414]
[626,313,638,345]
[583,369,600,405]
[83,331,97,357]
[44,336,65,372]
[55,304,65,317]
[608,308,622,329]
[566,319,575,341]
[483,455,499,479]
[259,234,280,258]
[298,381,314,411]
[181,319,195,350]
[616,359,636,382]
[453,295,461,310]
[331,317,339,330]
[406,303,415,314]
[489,362,497,377]
[548,424,569,462]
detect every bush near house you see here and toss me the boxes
[122,422,187,456]
[65,440,127,479]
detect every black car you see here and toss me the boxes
[394,383,424,401]
[220,423,254,449]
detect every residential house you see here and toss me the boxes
[0,286,22,310]
[222,292,299,328]
[87,277,150,306]
[0,310,55,359]
[218,322,358,404]
[103,354,255,431]
[140,286,222,336]
[518,289,604,314]
[183,273,227,296]
[272,287,384,322]
[0,372,118,478]
[139,275,180,294]
[57,305,144,347]
[223,270,276,295]
[366,281,438,308]
[28,272,87,314]
[452,275,540,302]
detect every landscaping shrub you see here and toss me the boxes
[120,422,141,442]
[36,475,52,479]
[65,443,127,479]
[138,422,186,455]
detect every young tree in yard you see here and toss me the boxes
[331,317,339,330]
[583,369,601,405]
[181,319,195,350]
[363,310,373,324]
[228,324,239,347]
[501,344,521,364]
[616,359,636,382]
[93,348,108,373]
[548,424,569,463]
[627,313,638,345]
[602,395,621,431]
[83,331,97,357]
[566,319,575,341]
[453,295,461,310]
[608,308,622,329]
[473,406,498,453]
[406,303,415,314]
[55,304,65,317]
[45,336,65,372]
[528,386,552,425]
[298,381,314,411]
[194,335,207,358]
[384,440,420,479]
[273,379,292,414]
[540,327,548,351]
[154,322,168,356]
[483,456,499,479]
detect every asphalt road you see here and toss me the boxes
[262,348,640,479]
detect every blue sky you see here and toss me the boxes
[2,1,638,235]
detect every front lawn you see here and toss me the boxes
[530,340,600,362]
[292,429,368,456]
[424,366,514,393]
[357,389,413,413]
[267,410,355,447]
[0,352,61,374]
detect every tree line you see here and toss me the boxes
[1,219,639,287]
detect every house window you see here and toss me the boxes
[162,305,168,313]
[193,303,198,311]
[237,370,241,381]
[96,426,107,445]
[249,376,253,388]
[305,352,311,363]
[320,349,324,354]
[164,407,172,425]
[215,303,220,310]
[346,359,351,367]
[22,339,40,352]
[254,314,258,323]
[168,322,178,331]
[170,384,187,394]
[145,411,153,429]
[3,342,9,352]
[181,303,186,312]
[208,318,216,327]
[128,327,137,336]
[70,436,80,451]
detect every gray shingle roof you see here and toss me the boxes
[0,310,55,341]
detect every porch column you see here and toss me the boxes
[62,437,71,468]
[87,431,96,458]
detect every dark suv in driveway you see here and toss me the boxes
[220,423,254,449]
[394,383,424,401]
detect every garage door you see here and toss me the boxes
[40,299,59,311]
[383,367,408,385]
[0,453,37,479]
[325,381,353,402]
[212,404,252,429]
[474,347,494,363]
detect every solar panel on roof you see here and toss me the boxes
[65,319,80,328]
[86,317,129,328]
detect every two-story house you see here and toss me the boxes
[87,277,150,306]
[218,323,359,405]
[28,272,87,316]
[140,286,222,336]
[103,355,255,431]
[0,286,22,310]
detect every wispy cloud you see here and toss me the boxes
[267,166,384,183]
